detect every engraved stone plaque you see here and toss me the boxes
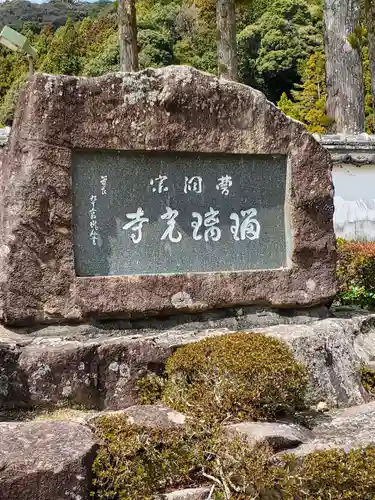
[0,67,335,325]
[72,150,288,277]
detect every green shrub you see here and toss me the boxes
[91,412,375,499]
[136,372,165,405]
[0,76,27,126]
[163,332,308,422]
[336,238,375,308]
[90,413,276,499]
[278,446,375,499]
[361,365,375,395]
[91,414,206,499]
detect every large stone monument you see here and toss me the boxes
[0,66,336,325]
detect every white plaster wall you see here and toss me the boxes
[333,164,375,240]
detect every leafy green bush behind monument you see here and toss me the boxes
[336,238,375,309]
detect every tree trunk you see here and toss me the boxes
[216,0,238,80]
[118,0,139,72]
[365,0,375,129]
[324,0,365,133]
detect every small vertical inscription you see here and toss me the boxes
[100,175,108,195]
[89,194,99,246]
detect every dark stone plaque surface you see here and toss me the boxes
[72,150,287,277]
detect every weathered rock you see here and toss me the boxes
[316,401,330,412]
[0,420,98,500]
[96,338,173,410]
[18,339,101,409]
[86,405,186,430]
[0,66,335,326]
[287,401,375,457]
[14,335,170,410]
[226,421,313,451]
[124,404,186,427]
[162,488,211,500]
[0,324,174,410]
[253,315,373,407]
[1,311,375,411]
[352,313,375,364]
[0,343,28,410]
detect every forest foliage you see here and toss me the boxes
[0,0,373,132]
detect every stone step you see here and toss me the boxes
[226,421,313,452]
[0,420,97,500]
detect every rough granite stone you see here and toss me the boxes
[0,342,29,411]
[226,421,313,451]
[252,315,372,407]
[285,401,375,457]
[162,488,211,500]
[0,66,336,326]
[0,420,98,500]
[1,311,375,411]
[14,335,171,410]
[86,404,186,430]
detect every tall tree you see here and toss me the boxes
[324,0,365,133]
[365,0,375,128]
[118,0,139,72]
[278,51,331,134]
[41,18,81,75]
[216,0,238,80]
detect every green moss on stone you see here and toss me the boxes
[90,413,274,499]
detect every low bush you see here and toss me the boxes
[91,412,375,499]
[136,372,165,405]
[336,238,375,308]
[279,446,375,499]
[162,332,308,422]
[91,414,205,499]
[90,413,275,499]
[361,365,375,395]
